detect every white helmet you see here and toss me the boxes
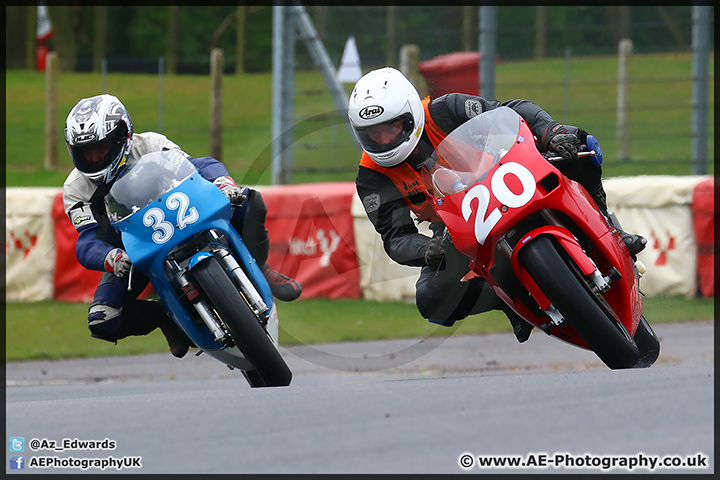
[65,94,133,184]
[348,67,425,168]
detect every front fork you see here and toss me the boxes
[171,267,230,345]
[511,225,624,332]
[166,241,268,347]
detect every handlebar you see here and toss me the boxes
[545,150,596,162]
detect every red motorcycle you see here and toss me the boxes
[422,106,659,369]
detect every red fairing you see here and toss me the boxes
[428,114,641,348]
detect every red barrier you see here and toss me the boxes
[51,182,362,302]
[51,192,103,302]
[261,182,362,299]
[691,178,714,297]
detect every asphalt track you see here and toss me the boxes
[5,320,714,474]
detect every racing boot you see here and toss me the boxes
[159,317,191,358]
[588,183,647,259]
[493,297,535,343]
[260,264,302,302]
[619,232,648,259]
[499,303,533,343]
[511,316,533,343]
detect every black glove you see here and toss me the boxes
[424,229,447,270]
[575,128,589,146]
[548,133,581,162]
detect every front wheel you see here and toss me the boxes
[633,316,660,368]
[518,236,640,369]
[192,255,292,387]
[242,369,268,388]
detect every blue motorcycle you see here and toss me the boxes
[105,149,292,387]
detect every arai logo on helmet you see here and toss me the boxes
[359,105,384,120]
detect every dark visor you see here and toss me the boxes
[71,124,127,174]
[354,113,415,154]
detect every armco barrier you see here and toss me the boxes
[352,175,713,300]
[6,183,362,302]
[4,176,714,302]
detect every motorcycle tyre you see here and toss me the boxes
[632,316,660,368]
[242,369,268,388]
[192,256,292,387]
[519,236,640,369]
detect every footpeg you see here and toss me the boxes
[605,267,622,284]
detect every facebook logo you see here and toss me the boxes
[9,455,24,470]
[9,437,25,452]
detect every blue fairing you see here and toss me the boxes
[110,170,273,353]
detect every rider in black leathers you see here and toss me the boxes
[350,67,646,343]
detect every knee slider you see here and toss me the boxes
[416,284,448,321]
[88,304,123,342]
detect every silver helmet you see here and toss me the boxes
[65,94,133,184]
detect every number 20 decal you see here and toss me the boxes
[142,192,199,244]
[461,162,536,245]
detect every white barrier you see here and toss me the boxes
[4,176,712,302]
[5,187,60,301]
[352,175,711,300]
[351,193,428,303]
[604,175,709,298]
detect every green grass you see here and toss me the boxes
[4,51,713,189]
[5,296,714,362]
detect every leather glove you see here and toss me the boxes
[548,133,581,162]
[104,248,132,279]
[574,128,589,146]
[213,176,246,206]
[424,229,447,270]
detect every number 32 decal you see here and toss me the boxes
[461,162,536,245]
[142,192,199,244]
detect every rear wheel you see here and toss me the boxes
[192,255,292,387]
[518,236,640,369]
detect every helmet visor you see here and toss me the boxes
[70,123,127,175]
[354,113,415,154]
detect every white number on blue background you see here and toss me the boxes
[166,192,199,228]
[142,192,199,244]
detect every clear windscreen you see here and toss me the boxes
[423,106,521,197]
[105,149,197,222]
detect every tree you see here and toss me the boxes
[5,6,29,69]
[534,6,547,59]
[166,6,178,75]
